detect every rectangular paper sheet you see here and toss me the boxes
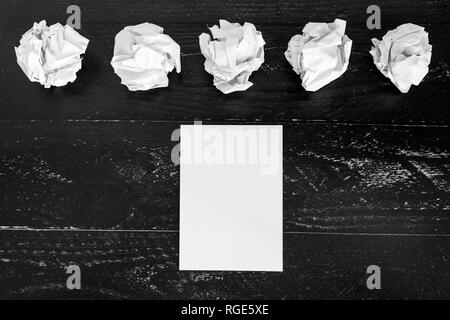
[179,125,283,272]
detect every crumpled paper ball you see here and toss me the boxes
[14,20,89,88]
[111,23,181,91]
[199,20,265,94]
[370,23,432,93]
[285,19,352,91]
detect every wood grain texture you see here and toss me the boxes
[1,230,449,299]
[1,0,450,300]
[0,0,449,123]
[1,121,449,233]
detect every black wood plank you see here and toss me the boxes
[0,0,449,123]
[1,121,449,233]
[0,230,449,299]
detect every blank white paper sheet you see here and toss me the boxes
[179,125,283,272]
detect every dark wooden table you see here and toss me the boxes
[0,0,449,299]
